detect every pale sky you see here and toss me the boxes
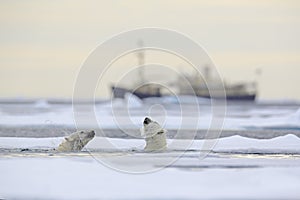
[0,0,300,99]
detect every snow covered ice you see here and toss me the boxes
[1,98,300,199]
[1,135,300,199]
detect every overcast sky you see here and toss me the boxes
[0,0,300,99]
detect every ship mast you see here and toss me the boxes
[137,40,145,84]
[203,64,211,82]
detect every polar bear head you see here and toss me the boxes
[141,117,167,151]
[57,130,95,152]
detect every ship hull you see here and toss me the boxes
[111,86,161,99]
[112,86,255,101]
[198,94,256,101]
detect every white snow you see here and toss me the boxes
[33,99,51,109]
[1,135,300,199]
[1,157,300,200]
[1,134,300,153]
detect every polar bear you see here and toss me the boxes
[141,117,167,151]
[57,130,95,152]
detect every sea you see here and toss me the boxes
[0,96,300,139]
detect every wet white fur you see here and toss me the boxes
[57,130,95,152]
[141,119,167,151]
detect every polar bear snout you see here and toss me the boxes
[86,130,95,138]
[78,130,95,140]
[143,117,152,125]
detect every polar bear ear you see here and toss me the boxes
[64,136,70,141]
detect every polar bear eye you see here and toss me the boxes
[80,131,84,133]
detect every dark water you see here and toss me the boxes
[0,99,300,139]
[1,125,300,139]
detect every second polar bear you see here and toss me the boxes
[141,117,167,151]
[57,130,95,152]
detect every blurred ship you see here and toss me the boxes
[111,41,257,101]
[177,66,257,101]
